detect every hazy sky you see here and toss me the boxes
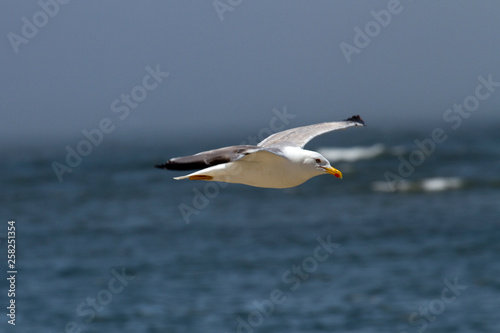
[2,1,499,145]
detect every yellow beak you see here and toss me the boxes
[322,166,343,179]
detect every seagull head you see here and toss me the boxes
[300,150,343,179]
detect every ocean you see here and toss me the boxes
[1,126,499,332]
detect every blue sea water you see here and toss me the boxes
[1,127,500,332]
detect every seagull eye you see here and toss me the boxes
[315,158,321,164]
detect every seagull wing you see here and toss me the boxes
[155,145,262,171]
[258,115,366,149]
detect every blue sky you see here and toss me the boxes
[1,1,499,144]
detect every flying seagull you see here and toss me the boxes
[155,115,366,189]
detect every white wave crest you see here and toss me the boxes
[371,177,464,193]
[318,144,385,162]
[421,177,463,192]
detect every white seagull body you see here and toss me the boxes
[156,115,366,189]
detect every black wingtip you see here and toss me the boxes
[155,163,168,169]
[155,159,179,169]
[344,115,365,126]
[155,159,209,171]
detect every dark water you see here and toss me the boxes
[1,127,500,332]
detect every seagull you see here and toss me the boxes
[155,115,366,188]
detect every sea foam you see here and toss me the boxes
[371,177,464,193]
[318,144,385,162]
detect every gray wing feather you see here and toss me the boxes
[258,115,365,148]
[155,145,261,170]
